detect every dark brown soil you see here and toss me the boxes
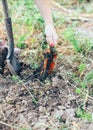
[0,50,93,130]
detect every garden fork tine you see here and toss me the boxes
[2,0,21,75]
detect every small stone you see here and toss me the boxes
[46,91,50,95]
[39,106,45,112]
[57,106,66,110]
[18,107,27,113]
[22,100,27,106]
[33,116,47,130]
[6,96,16,104]
[68,95,76,101]
[65,103,70,109]
[54,109,64,118]
[66,109,75,118]
[18,114,32,129]
[52,77,58,86]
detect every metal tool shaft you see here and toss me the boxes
[2,0,14,60]
[2,0,21,75]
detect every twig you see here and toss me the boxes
[22,82,39,105]
[70,17,93,22]
[15,77,39,105]
[51,1,93,23]
[51,1,72,14]
[68,81,93,101]
[45,112,59,130]
[0,121,21,130]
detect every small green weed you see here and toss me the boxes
[80,38,93,55]
[75,87,82,94]
[17,35,27,49]
[63,27,81,52]
[84,70,93,86]
[63,27,93,55]
[76,108,92,122]
[78,63,86,73]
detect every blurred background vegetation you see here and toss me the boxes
[0,0,92,49]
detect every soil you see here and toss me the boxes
[0,2,93,130]
[0,45,93,130]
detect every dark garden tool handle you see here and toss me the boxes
[2,0,14,60]
[2,0,9,18]
[2,0,21,75]
[4,18,14,60]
